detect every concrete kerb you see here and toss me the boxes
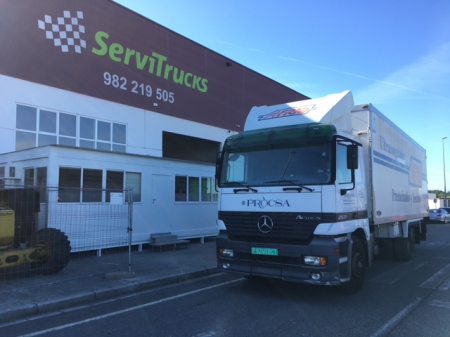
[0,267,219,324]
[2,304,37,325]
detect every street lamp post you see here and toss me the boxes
[443,136,447,207]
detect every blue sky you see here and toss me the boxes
[114,0,450,191]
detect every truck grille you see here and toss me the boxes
[219,211,320,245]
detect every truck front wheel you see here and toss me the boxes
[338,236,366,294]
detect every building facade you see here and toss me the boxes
[0,0,308,251]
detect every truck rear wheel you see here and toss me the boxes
[338,236,366,294]
[394,228,414,262]
[379,238,396,260]
[28,228,71,275]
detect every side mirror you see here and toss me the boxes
[347,144,359,170]
[340,144,359,196]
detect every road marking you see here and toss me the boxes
[370,297,422,337]
[17,279,241,337]
[370,261,427,284]
[430,300,450,309]
[194,331,217,337]
[420,263,450,290]
[427,242,450,246]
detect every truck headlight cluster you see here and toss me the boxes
[219,248,234,257]
[303,256,327,266]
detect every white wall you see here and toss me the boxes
[0,74,234,157]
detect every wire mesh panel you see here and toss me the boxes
[0,185,133,280]
[46,187,131,253]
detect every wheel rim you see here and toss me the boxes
[353,250,364,278]
[35,240,51,263]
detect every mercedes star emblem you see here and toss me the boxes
[257,215,274,233]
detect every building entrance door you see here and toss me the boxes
[151,174,172,233]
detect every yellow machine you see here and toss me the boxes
[0,206,14,247]
[0,206,71,274]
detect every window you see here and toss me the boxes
[21,167,48,201]
[175,175,216,203]
[0,167,4,189]
[97,142,111,151]
[175,176,187,201]
[106,170,124,202]
[16,105,37,150]
[38,134,57,147]
[82,169,102,202]
[16,105,37,131]
[97,121,110,141]
[16,131,36,151]
[97,121,111,151]
[213,182,218,201]
[37,110,57,147]
[80,117,95,149]
[39,110,56,133]
[59,113,76,146]
[201,177,217,202]
[15,104,127,152]
[113,123,126,144]
[189,177,199,201]
[24,168,34,186]
[337,144,352,184]
[59,113,76,137]
[80,117,95,139]
[126,172,141,202]
[36,167,47,202]
[56,167,140,203]
[201,177,211,201]
[113,123,126,153]
[59,167,81,202]
[36,167,47,186]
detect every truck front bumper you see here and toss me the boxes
[216,233,347,286]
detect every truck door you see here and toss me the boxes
[336,142,362,215]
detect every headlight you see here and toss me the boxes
[304,256,327,266]
[219,248,234,257]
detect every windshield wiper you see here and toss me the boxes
[264,179,314,192]
[227,181,258,193]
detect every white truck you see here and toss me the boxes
[215,91,429,293]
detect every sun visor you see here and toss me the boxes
[244,91,354,131]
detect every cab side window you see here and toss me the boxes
[337,144,352,184]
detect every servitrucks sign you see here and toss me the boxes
[0,0,307,131]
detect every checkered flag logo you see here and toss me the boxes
[38,11,86,53]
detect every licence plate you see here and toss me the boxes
[251,247,278,256]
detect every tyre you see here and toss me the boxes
[409,227,416,251]
[379,238,396,260]
[394,228,414,262]
[338,236,366,294]
[28,228,71,275]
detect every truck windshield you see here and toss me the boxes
[220,143,331,187]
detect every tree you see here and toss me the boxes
[429,189,445,198]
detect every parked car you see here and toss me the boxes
[429,208,450,223]
[440,207,450,214]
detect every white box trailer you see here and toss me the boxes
[354,104,428,232]
[215,91,428,293]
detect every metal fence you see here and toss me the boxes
[0,185,133,280]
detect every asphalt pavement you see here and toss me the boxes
[0,238,218,323]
